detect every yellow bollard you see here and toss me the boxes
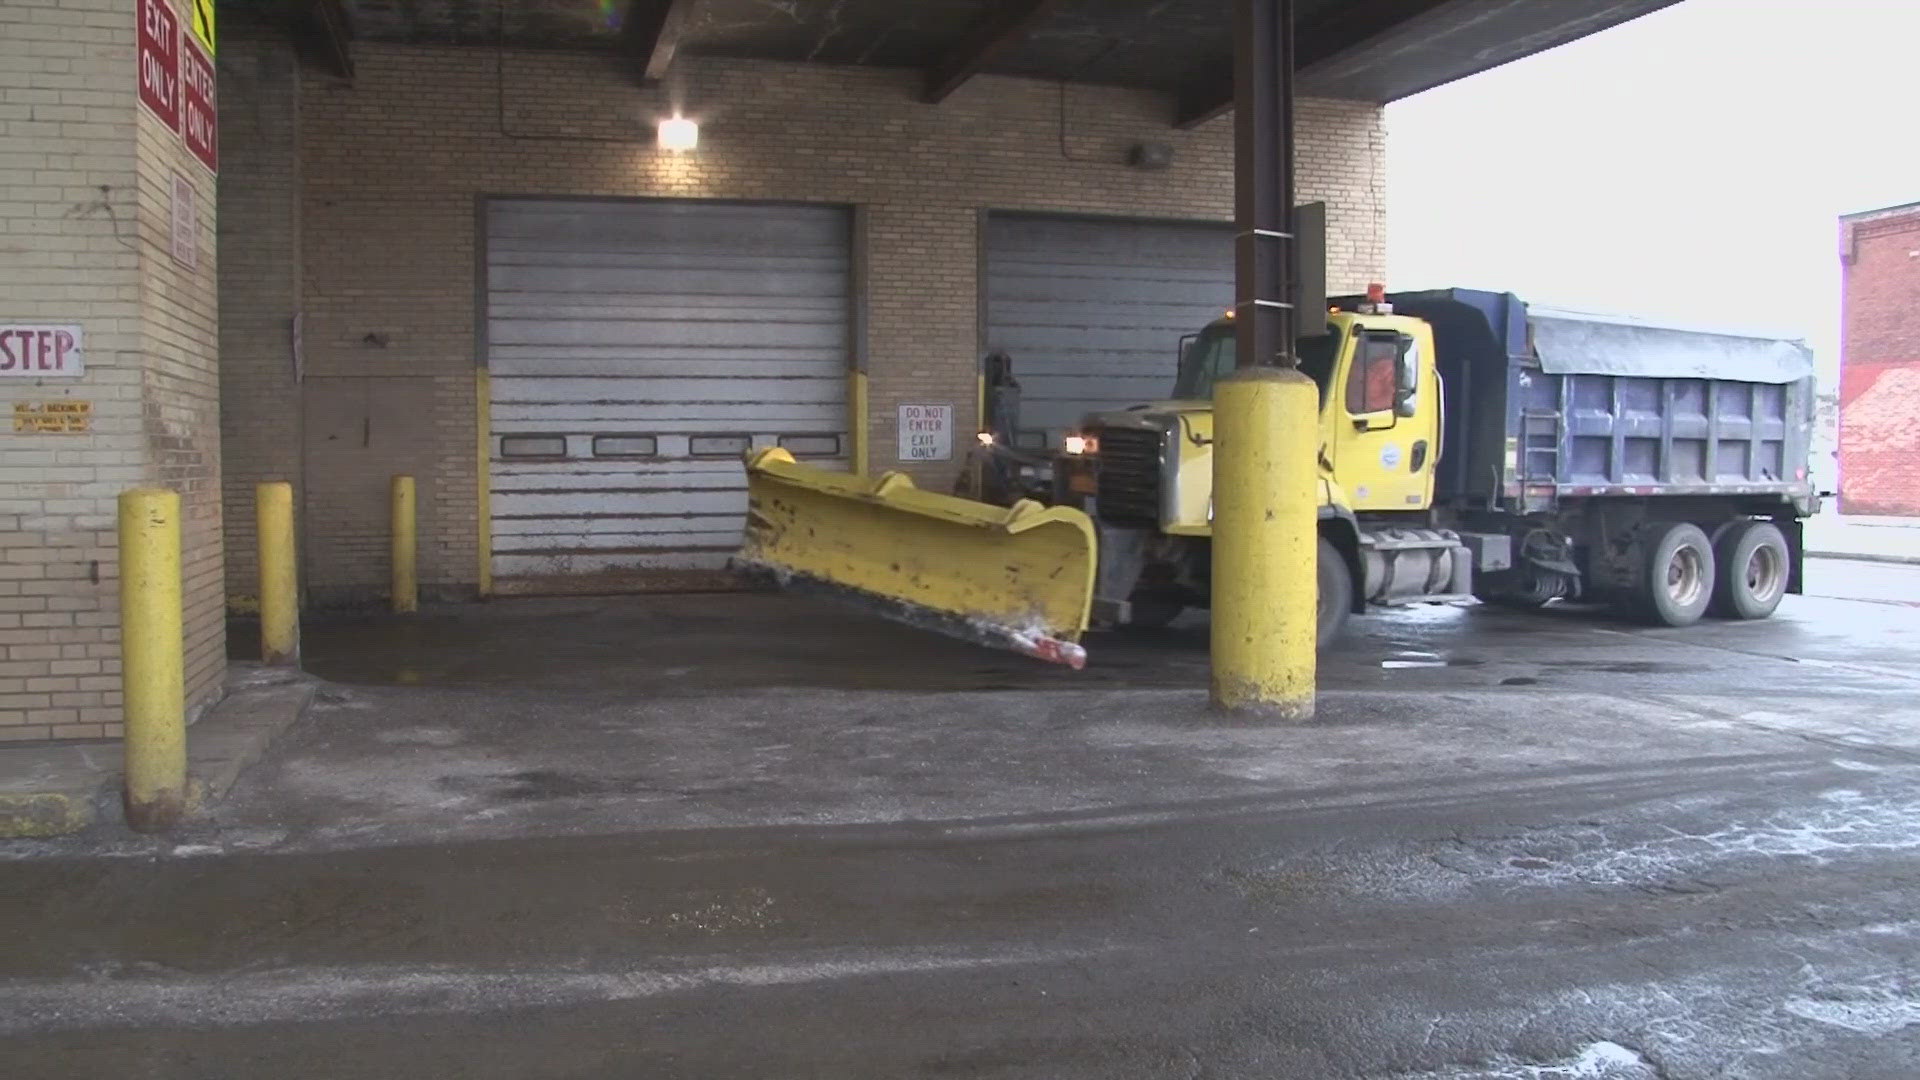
[119,488,187,832]
[849,369,870,478]
[255,481,299,665]
[391,475,418,614]
[1210,367,1318,720]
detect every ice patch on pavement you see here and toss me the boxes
[372,726,467,747]
[1388,1041,1659,1079]
[1784,990,1920,1036]
[0,945,1108,1035]
[1318,786,1920,899]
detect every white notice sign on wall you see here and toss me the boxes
[170,173,198,271]
[898,403,952,462]
[0,325,84,377]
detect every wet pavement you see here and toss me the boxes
[6,559,1920,1078]
[264,558,1920,699]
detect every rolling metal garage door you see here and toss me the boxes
[486,199,851,593]
[985,214,1234,449]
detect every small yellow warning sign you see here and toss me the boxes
[14,400,92,434]
[189,0,215,56]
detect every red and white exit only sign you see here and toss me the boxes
[0,326,85,377]
[137,0,179,129]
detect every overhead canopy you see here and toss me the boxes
[1530,310,1815,385]
[294,0,1684,121]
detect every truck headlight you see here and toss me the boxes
[1063,434,1096,456]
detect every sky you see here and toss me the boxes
[1386,0,1920,385]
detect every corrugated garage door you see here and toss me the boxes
[985,214,1234,449]
[486,199,851,592]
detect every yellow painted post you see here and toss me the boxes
[849,369,869,477]
[255,481,299,665]
[475,369,493,598]
[1210,367,1318,720]
[391,475,418,614]
[119,488,187,832]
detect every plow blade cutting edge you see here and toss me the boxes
[737,448,1096,668]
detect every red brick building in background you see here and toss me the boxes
[1839,201,1920,516]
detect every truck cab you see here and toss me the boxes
[1054,302,1469,642]
[1167,309,1443,515]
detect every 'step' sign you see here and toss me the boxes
[0,326,85,377]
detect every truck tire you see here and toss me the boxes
[1637,522,1716,627]
[1709,520,1789,620]
[1318,536,1353,648]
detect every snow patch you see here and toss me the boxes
[0,946,1105,1035]
[1784,992,1920,1036]
[1389,1040,1659,1079]
[1368,788,1920,898]
[372,726,466,747]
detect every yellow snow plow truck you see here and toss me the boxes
[739,288,1817,667]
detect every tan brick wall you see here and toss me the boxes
[244,43,1384,601]
[0,0,222,743]
[217,20,301,603]
[133,62,222,717]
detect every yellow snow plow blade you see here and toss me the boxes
[738,448,1095,668]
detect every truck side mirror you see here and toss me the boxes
[1393,383,1417,418]
[1392,339,1420,417]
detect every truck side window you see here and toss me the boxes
[1346,332,1399,414]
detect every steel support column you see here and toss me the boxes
[1233,0,1296,368]
[1214,0,1315,720]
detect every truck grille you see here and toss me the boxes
[1095,426,1164,525]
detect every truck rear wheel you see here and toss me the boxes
[1710,520,1789,620]
[1636,522,1716,627]
[1318,536,1353,648]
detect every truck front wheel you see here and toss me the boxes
[1636,522,1717,627]
[1318,536,1353,647]
[1710,520,1789,620]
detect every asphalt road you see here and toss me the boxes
[6,557,1920,1078]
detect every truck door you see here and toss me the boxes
[1331,325,1438,512]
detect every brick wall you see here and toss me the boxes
[1838,205,1920,516]
[0,0,221,743]
[132,36,222,713]
[228,42,1385,602]
[217,20,301,604]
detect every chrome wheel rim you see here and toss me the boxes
[1744,542,1784,604]
[1666,545,1705,609]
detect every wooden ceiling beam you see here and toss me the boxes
[924,0,1063,104]
[623,0,698,84]
[1174,0,1454,127]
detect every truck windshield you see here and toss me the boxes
[1171,323,1342,401]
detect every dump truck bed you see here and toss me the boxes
[1358,289,1818,511]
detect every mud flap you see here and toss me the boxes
[737,448,1097,668]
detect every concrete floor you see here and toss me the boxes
[6,558,1920,1077]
